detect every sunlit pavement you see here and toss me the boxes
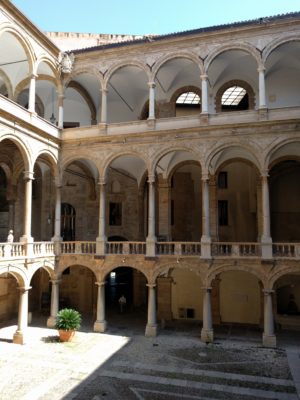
[0,317,299,400]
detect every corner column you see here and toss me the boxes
[262,290,276,347]
[148,82,156,120]
[47,279,61,328]
[96,179,107,255]
[28,73,37,113]
[20,170,34,256]
[200,74,209,114]
[52,178,62,254]
[100,88,108,124]
[201,174,211,258]
[261,172,272,259]
[145,283,157,337]
[146,175,157,257]
[13,286,31,344]
[94,281,107,332]
[258,66,267,110]
[201,287,214,343]
[58,94,64,129]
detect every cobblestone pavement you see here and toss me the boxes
[0,317,299,400]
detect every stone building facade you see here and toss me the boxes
[0,0,300,346]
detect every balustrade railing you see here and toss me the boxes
[156,242,175,255]
[212,242,260,257]
[0,242,25,257]
[33,242,54,256]
[106,241,146,255]
[272,243,297,258]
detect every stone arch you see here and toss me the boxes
[105,60,150,87]
[102,150,149,181]
[167,159,202,184]
[57,262,98,278]
[61,153,101,176]
[66,80,97,122]
[215,79,256,112]
[263,35,300,64]
[153,261,205,282]
[205,141,262,174]
[36,55,59,79]
[153,52,204,78]
[0,134,32,171]
[169,85,202,116]
[32,149,59,177]
[0,264,28,287]
[269,265,300,289]
[206,263,265,287]
[150,145,202,177]
[64,67,104,90]
[264,138,300,171]
[14,75,57,103]
[205,42,261,72]
[0,24,35,73]
[28,261,55,283]
[0,70,13,99]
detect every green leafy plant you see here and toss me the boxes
[55,308,81,331]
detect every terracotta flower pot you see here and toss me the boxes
[58,329,75,342]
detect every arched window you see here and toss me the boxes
[215,80,255,112]
[174,89,201,117]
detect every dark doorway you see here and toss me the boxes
[61,203,76,241]
[106,267,133,312]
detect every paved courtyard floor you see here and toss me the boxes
[0,315,299,400]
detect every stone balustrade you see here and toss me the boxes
[1,240,300,260]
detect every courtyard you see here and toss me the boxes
[0,316,299,400]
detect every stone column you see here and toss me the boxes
[200,74,209,114]
[258,66,267,109]
[262,290,276,347]
[146,176,157,257]
[58,94,64,129]
[158,177,171,240]
[52,178,62,255]
[94,281,107,332]
[261,173,272,259]
[148,82,156,120]
[20,171,34,256]
[201,287,214,343]
[96,179,107,255]
[101,88,108,124]
[8,200,15,231]
[201,175,211,258]
[47,279,60,328]
[13,286,31,344]
[145,284,157,336]
[28,73,37,113]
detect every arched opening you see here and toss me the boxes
[61,203,76,241]
[16,89,45,117]
[105,266,147,331]
[217,270,262,335]
[215,81,255,112]
[274,273,300,331]
[29,268,51,323]
[175,90,201,116]
[0,272,19,326]
[216,160,259,241]
[60,265,96,327]
[0,167,9,241]
[269,160,300,242]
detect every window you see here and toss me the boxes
[176,92,201,105]
[109,202,122,226]
[218,200,228,226]
[218,171,228,189]
[221,85,249,111]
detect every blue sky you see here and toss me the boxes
[12,0,300,35]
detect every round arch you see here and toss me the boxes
[153,52,204,79]
[205,43,261,72]
[64,67,104,90]
[102,150,149,181]
[269,265,300,289]
[0,24,35,73]
[36,55,59,78]
[0,134,32,171]
[28,261,55,283]
[0,69,13,99]
[61,153,101,176]
[215,79,256,112]
[263,35,300,64]
[32,149,59,176]
[105,60,150,87]
[0,265,28,287]
[264,139,300,170]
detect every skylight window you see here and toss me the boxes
[176,92,201,105]
[221,86,246,106]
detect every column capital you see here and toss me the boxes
[200,74,208,80]
[201,173,210,181]
[101,88,108,94]
[95,281,106,287]
[54,176,62,188]
[147,175,155,184]
[98,178,107,185]
[148,81,156,89]
[18,286,31,293]
[51,279,61,285]
[263,289,274,295]
[30,73,38,79]
[261,171,269,179]
[146,283,156,288]
[202,286,212,291]
[23,170,34,181]
[257,65,266,73]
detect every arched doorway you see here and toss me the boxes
[0,272,19,327]
[29,268,51,323]
[105,266,147,331]
[275,273,300,331]
[61,203,76,241]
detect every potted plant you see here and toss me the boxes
[55,308,82,342]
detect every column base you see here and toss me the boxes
[94,320,107,333]
[146,239,156,257]
[263,334,276,348]
[47,316,57,328]
[201,328,214,343]
[200,113,209,124]
[13,330,26,345]
[145,324,157,337]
